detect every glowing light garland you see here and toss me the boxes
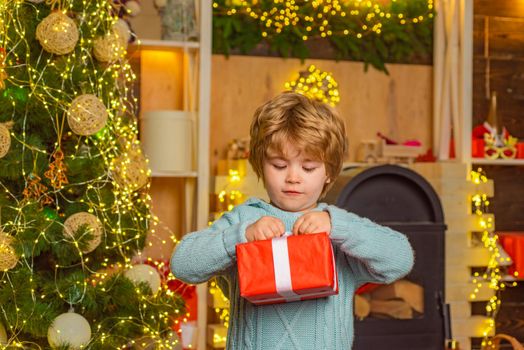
[0,0,183,348]
[469,169,517,347]
[213,0,434,40]
[209,165,247,338]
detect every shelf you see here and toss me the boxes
[470,158,524,166]
[151,171,198,178]
[129,39,200,52]
[501,276,524,283]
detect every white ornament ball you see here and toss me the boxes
[47,312,91,349]
[125,0,141,16]
[36,12,79,55]
[124,264,161,295]
[0,232,18,271]
[63,212,103,253]
[67,94,108,136]
[0,322,7,345]
[0,123,11,158]
[114,19,131,46]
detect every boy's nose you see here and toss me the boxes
[285,169,301,183]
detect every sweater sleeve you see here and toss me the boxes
[170,207,256,284]
[325,205,414,285]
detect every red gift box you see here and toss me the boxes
[236,232,338,305]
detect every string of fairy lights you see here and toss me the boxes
[0,0,183,348]
[469,169,517,346]
[213,0,434,40]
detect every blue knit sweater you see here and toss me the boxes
[171,197,414,350]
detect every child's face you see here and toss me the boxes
[263,140,330,212]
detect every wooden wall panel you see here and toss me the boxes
[474,0,524,18]
[480,166,524,232]
[473,58,524,137]
[210,55,433,172]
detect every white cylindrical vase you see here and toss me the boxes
[140,110,194,173]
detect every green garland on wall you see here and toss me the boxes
[213,0,434,73]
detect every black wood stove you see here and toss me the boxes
[324,164,446,350]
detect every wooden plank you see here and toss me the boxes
[446,266,472,284]
[474,0,524,18]
[452,315,495,338]
[210,55,433,169]
[479,166,524,232]
[446,247,492,266]
[488,17,524,60]
[427,179,494,198]
[448,301,472,319]
[410,162,468,180]
[440,194,473,216]
[446,214,495,232]
[446,282,495,302]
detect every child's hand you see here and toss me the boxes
[245,216,285,242]
[292,211,331,235]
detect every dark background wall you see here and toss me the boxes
[473,0,524,347]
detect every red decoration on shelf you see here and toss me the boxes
[499,232,524,277]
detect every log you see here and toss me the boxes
[370,299,413,319]
[370,279,424,313]
[354,294,371,319]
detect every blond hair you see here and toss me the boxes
[249,92,348,197]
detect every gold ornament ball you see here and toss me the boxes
[36,12,79,55]
[63,212,103,253]
[124,264,161,295]
[0,232,18,271]
[112,146,150,190]
[0,322,7,345]
[47,312,91,349]
[93,29,126,63]
[67,94,108,136]
[0,124,10,158]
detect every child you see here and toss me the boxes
[171,92,414,349]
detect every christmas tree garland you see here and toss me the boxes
[213,0,434,73]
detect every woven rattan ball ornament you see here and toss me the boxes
[63,212,103,253]
[0,321,6,345]
[0,124,10,158]
[67,94,108,136]
[0,231,18,271]
[36,12,79,55]
[113,146,149,190]
[93,29,125,63]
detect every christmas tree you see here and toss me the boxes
[0,0,185,348]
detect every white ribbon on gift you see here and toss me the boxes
[271,232,302,302]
